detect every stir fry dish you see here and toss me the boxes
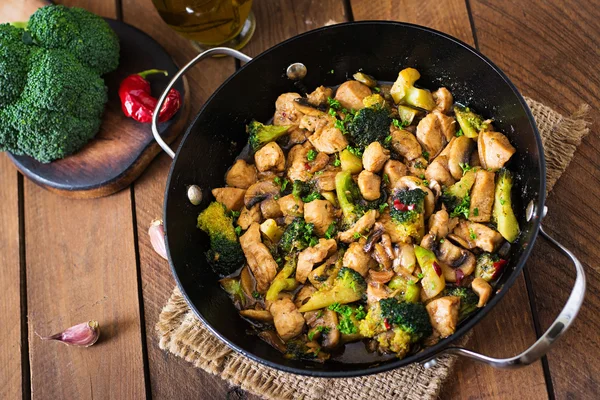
[197,67,519,362]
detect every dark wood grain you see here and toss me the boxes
[19,1,147,398]
[350,1,548,399]
[7,17,190,199]
[0,155,22,400]
[469,0,600,397]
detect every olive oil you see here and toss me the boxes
[152,0,254,48]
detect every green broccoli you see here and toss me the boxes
[328,303,366,335]
[0,24,31,107]
[246,120,292,152]
[335,170,365,228]
[454,105,490,139]
[475,252,505,281]
[444,286,479,322]
[291,179,322,203]
[347,105,392,148]
[27,5,120,75]
[284,339,329,362]
[197,202,245,275]
[388,188,426,242]
[278,217,319,254]
[298,267,366,312]
[441,170,476,217]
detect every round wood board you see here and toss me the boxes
[8,18,191,199]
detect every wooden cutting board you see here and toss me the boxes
[3,6,190,198]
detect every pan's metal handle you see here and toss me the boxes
[151,48,253,159]
[424,214,586,369]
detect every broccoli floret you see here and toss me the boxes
[298,267,366,312]
[23,48,107,119]
[0,108,22,154]
[388,188,426,242]
[27,5,119,75]
[347,106,392,148]
[444,286,479,321]
[335,170,365,228]
[278,217,319,254]
[197,202,245,275]
[291,179,322,202]
[284,339,329,362]
[0,24,31,106]
[246,120,291,152]
[454,105,490,139]
[328,303,366,335]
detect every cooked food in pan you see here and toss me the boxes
[197,67,519,362]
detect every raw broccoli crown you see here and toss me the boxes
[390,188,426,224]
[0,24,31,106]
[336,267,367,294]
[23,48,108,118]
[379,298,433,341]
[444,286,479,320]
[28,5,119,75]
[348,106,392,148]
[278,217,318,253]
[197,202,244,275]
[246,120,290,151]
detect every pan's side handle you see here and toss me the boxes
[424,219,586,369]
[151,48,253,159]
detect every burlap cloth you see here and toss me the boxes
[156,97,590,399]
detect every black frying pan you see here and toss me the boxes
[151,22,585,377]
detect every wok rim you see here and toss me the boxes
[164,20,547,377]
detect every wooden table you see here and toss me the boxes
[1,0,598,398]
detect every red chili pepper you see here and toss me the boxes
[119,69,181,123]
[304,162,311,170]
[455,268,465,285]
[492,259,508,280]
[393,199,408,211]
[383,318,391,330]
[432,261,442,277]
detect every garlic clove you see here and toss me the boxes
[40,320,100,347]
[148,219,168,260]
[187,185,203,205]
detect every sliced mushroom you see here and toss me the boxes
[421,232,476,282]
[364,223,385,252]
[239,265,256,299]
[293,97,328,116]
[294,285,317,309]
[307,309,340,349]
[472,277,492,307]
[393,243,416,274]
[448,136,476,180]
[372,243,392,270]
[261,197,283,219]
[389,127,422,160]
[369,269,395,284]
[244,180,280,208]
[240,309,274,323]
[258,330,287,353]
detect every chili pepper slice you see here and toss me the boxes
[492,259,508,280]
[119,69,181,123]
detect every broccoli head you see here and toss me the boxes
[444,286,479,321]
[389,188,426,242]
[278,217,318,254]
[454,105,490,139]
[246,120,292,152]
[298,267,366,312]
[27,5,119,75]
[475,252,505,281]
[0,23,31,106]
[335,170,365,228]
[347,105,392,148]
[197,202,245,275]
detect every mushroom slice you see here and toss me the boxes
[471,277,492,307]
[307,309,340,349]
[448,136,476,180]
[240,309,274,323]
[293,97,328,116]
[368,269,395,284]
[244,180,280,208]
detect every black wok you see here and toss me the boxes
[151,22,585,377]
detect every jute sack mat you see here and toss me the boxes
[156,97,590,400]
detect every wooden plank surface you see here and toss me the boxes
[469,0,600,397]
[350,1,548,399]
[20,1,147,398]
[0,156,22,400]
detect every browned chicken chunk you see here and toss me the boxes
[469,169,495,222]
[383,160,408,189]
[212,187,246,211]
[226,159,257,189]
[239,223,278,292]
[453,221,504,252]
[296,238,337,283]
[357,170,381,201]
[425,155,455,187]
[343,239,372,276]
[308,118,349,154]
[254,142,285,172]
[426,296,460,338]
[260,198,283,219]
[334,80,372,110]
[277,194,304,218]
[237,205,261,230]
[362,141,390,173]
[338,210,379,243]
[389,127,422,160]
[433,87,453,114]
[304,199,335,236]
[287,142,313,182]
[313,170,338,191]
[270,297,305,341]
[307,85,334,106]
[274,93,303,126]
[478,130,516,171]
[416,111,456,159]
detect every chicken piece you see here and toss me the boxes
[239,223,278,292]
[343,239,372,276]
[406,157,428,176]
[237,205,261,230]
[389,127,422,160]
[226,159,257,189]
[296,238,337,283]
[338,210,379,243]
[274,92,303,126]
[425,155,455,187]
[426,296,460,338]
[304,199,335,236]
[469,169,495,222]
[453,221,504,252]
[261,197,283,219]
[308,120,349,154]
[314,170,338,191]
[362,141,390,173]
[270,297,305,341]
[472,277,492,307]
[416,111,456,159]
[211,187,246,211]
[433,87,453,114]
[299,114,330,133]
[277,194,303,218]
[367,282,391,306]
[357,170,381,201]
[334,80,372,111]
[287,142,313,182]
[254,142,285,172]
[427,209,458,239]
[287,126,309,146]
[294,285,317,309]
[307,85,334,106]
[308,152,330,174]
[478,130,516,171]
[448,136,475,180]
[383,160,408,189]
